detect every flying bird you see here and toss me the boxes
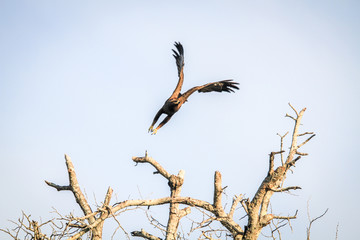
[148,42,239,135]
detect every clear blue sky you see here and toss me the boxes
[1,1,359,239]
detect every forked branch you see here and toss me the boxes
[306,205,329,240]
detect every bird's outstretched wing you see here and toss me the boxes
[180,80,239,102]
[172,42,184,77]
[198,79,239,93]
[170,42,185,98]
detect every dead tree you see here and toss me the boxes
[240,104,315,240]
[1,104,315,240]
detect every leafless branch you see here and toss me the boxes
[270,220,287,240]
[285,106,307,165]
[273,210,298,220]
[269,151,285,175]
[211,171,244,238]
[288,102,299,117]
[269,186,302,192]
[306,207,329,240]
[297,132,314,136]
[277,132,289,165]
[110,210,130,240]
[335,223,339,240]
[0,212,61,240]
[143,210,167,234]
[46,154,96,227]
[285,113,296,121]
[298,134,316,149]
[295,151,308,156]
[132,151,171,179]
[189,215,216,234]
[131,229,162,240]
[240,198,249,215]
[44,181,71,191]
[200,229,228,240]
[262,217,287,240]
[228,195,243,219]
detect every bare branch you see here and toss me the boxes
[295,151,308,156]
[132,151,171,179]
[0,212,58,240]
[46,154,95,226]
[144,211,166,233]
[277,132,289,165]
[213,171,223,210]
[286,156,301,169]
[298,134,316,149]
[335,223,339,240]
[179,207,192,218]
[269,186,302,192]
[97,187,114,238]
[211,171,244,238]
[306,208,329,240]
[285,113,296,121]
[131,229,162,240]
[285,106,307,164]
[110,208,130,240]
[297,132,314,136]
[229,195,243,219]
[288,102,299,117]
[165,170,186,239]
[273,210,298,220]
[240,199,249,215]
[44,181,71,191]
[188,214,216,234]
[103,187,113,206]
[268,151,285,175]
[269,219,287,240]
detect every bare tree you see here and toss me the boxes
[1,104,317,240]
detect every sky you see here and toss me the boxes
[0,0,359,239]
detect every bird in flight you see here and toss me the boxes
[148,42,239,135]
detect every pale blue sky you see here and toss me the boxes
[1,1,359,239]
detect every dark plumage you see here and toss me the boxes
[148,42,239,134]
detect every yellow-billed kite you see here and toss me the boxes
[148,42,239,135]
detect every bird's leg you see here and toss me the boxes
[151,128,158,135]
[148,126,154,133]
[152,114,173,135]
[149,109,164,133]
